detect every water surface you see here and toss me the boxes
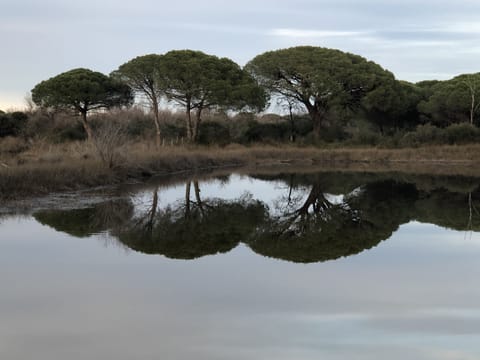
[1,171,480,360]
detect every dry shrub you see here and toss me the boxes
[92,120,128,169]
[0,136,29,155]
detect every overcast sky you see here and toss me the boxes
[2,0,480,110]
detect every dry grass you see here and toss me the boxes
[2,140,480,200]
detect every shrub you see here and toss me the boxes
[242,121,288,143]
[347,128,381,146]
[160,123,186,142]
[0,111,28,137]
[443,123,480,145]
[197,121,231,146]
[399,124,443,147]
[0,136,29,155]
[53,122,87,143]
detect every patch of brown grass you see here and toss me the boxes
[2,141,480,200]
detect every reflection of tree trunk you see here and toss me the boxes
[146,187,159,234]
[297,184,330,217]
[287,174,294,205]
[185,182,191,218]
[276,183,333,236]
[194,181,205,216]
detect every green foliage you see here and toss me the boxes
[362,81,423,133]
[239,116,313,144]
[443,123,480,144]
[399,124,443,147]
[419,73,480,126]
[157,50,267,141]
[243,122,288,143]
[399,123,480,147]
[112,54,163,104]
[32,68,133,113]
[159,50,267,112]
[347,127,382,146]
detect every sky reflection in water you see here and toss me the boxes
[1,172,480,360]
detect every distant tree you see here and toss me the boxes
[245,46,395,137]
[157,50,267,142]
[112,54,164,146]
[418,73,480,126]
[31,68,133,140]
[361,80,423,133]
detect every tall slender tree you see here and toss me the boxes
[112,54,164,146]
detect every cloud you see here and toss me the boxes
[269,28,366,38]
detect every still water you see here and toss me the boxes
[1,171,480,360]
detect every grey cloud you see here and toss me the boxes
[366,312,480,335]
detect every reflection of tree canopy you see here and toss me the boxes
[33,200,134,238]
[415,190,480,231]
[115,188,267,259]
[30,173,480,263]
[247,180,419,263]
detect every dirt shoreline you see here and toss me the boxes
[2,144,480,205]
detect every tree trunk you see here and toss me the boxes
[186,101,194,142]
[146,187,159,235]
[152,97,162,148]
[311,111,324,138]
[471,91,475,125]
[288,103,295,142]
[81,111,94,141]
[305,102,325,138]
[193,107,202,143]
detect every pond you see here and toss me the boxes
[1,170,480,360]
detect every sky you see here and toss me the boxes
[2,0,480,110]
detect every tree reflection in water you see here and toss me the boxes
[113,181,267,259]
[32,172,480,263]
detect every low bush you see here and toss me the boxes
[443,123,480,145]
[399,124,443,147]
[197,122,231,146]
[242,122,288,143]
[0,111,28,137]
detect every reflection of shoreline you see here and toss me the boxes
[31,172,480,263]
[3,165,480,216]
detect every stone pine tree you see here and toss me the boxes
[31,68,133,140]
[156,50,267,142]
[245,46,394,137]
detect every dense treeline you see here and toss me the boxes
[2,46,480,147]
